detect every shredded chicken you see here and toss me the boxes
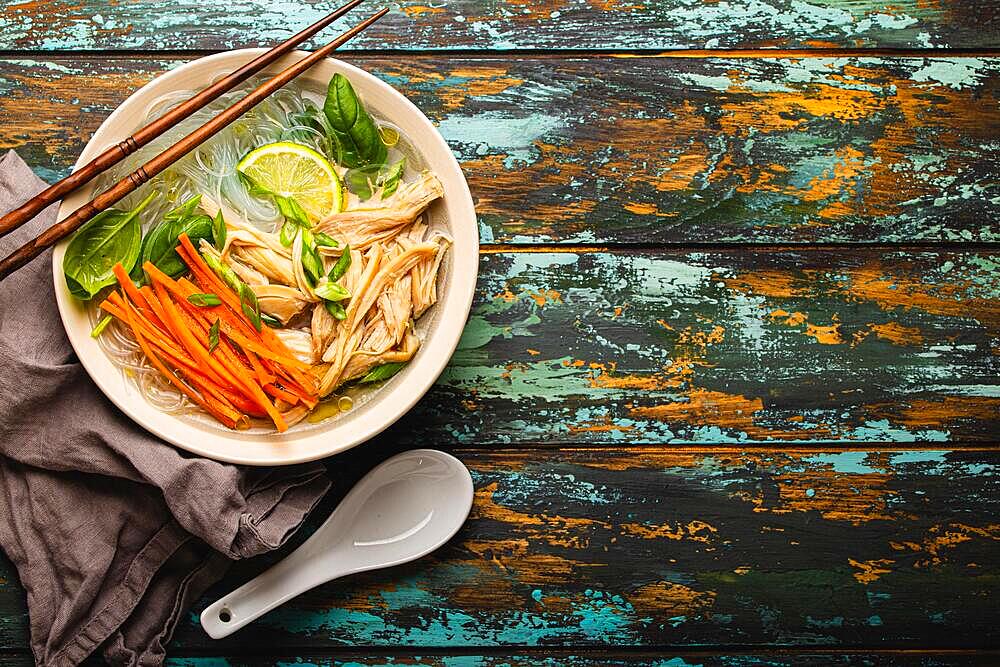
[273,328,319,365]
[202,172,450,399]
[253,284,312,324]
[315,172,444,250]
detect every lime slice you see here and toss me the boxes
[237,141,344,221]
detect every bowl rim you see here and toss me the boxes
[50,49,478,465]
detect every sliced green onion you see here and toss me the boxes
[324,300,346,320]
[90,315,113,339]
[360,362,406,383]
[314,280,350,302]
[212,210,226,250]
[328,244,351,282]
[187,293,221,307]
[208,319,220,352]
[314,232,339,248]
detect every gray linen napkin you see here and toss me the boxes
[0,150,332,667]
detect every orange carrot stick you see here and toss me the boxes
[122,301,246,430]
[112,263,163,326]
[263,383,300,405]
[108,295,245,398]
[175,235,318,396]
[151,279,287,432]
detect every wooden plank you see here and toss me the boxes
[1,447,994,650]
[159,652,1000,666]
[1,1,999,51]
[391,248,997,446]
[0,651,996,666]
[1,56,999,244]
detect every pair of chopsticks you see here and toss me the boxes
[0,1,388,281]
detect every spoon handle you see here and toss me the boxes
[201,535,344,639]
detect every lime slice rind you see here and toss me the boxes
[236,141,344,221]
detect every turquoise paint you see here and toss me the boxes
[804,451,879,475]
[531,589,543,603]
[491,470,622,506]
[436,112,563,169]
[846,420,950,443]
[867,614,884,626]
[911,58,989,90]
[889,451,947,466]
[264,581,644,645]
[805,615,844,628]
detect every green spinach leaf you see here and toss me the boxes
[63,192,155,300]
[323,73,388,168]
[140,195,213,279]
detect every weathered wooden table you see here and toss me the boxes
[1,1,999,665]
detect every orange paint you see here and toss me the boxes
[768,309,808,326]
[399,4,445,16]
[528,289,562,307]
[890,523,1000,568]
[629,389,764,429]
[804,322,844,345]
[621,519,718,543]
[869,396,1000,430]
[869,321,924,346]
[849,558,894,584]
[628,581,716,616]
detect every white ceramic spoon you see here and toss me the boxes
[200,449,474,639]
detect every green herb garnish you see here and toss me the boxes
[314,280,350,302]
[261,313,283,328]
[212,210,226,250]
[208,319,220,352]
[380,158,405,199]
[187,293,221,307]
[138,194,214,280]
[360,362,406,383]
[324,301,347,320]
[328,245,351,282]
[314,232,339,248]
[90,315,113,339]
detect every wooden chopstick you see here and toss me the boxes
[0,8,389,281]
[0,0,365,241]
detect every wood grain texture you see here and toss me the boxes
[1,448,994,651]
[1,0,999,51]
[163,655,1000,667]
[1,56,999,244]
[364,249,1000,446]
[3,652,1000,666]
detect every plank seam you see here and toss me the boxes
[84,646,1000,657]
[3,48,1000,59]
[478,242,1000,253]
[441,443,1000,453]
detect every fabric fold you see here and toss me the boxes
[0,150,331,667]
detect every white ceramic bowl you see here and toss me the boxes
[51,49,478,466]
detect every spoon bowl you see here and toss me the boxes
[200,449,474,638]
